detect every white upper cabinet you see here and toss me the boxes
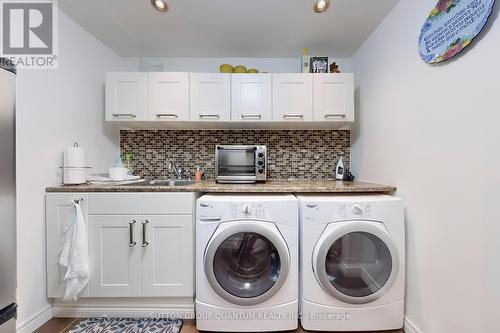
[313,73,354,122]
[272,74,313,121]
[190,73,231,121]
[148,72,190,121]
[105,71,355,128]
[106,72,147,121]
[231,74,272,121]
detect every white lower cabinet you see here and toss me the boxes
[141,215,194,297]
[46,194,90,298]
[46,193,195,299]
[88,215,142,297]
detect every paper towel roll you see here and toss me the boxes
[64,145,86,167]
[63,168,87,185]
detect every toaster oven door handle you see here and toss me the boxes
[216,145,258,150]
[216,175,257,183]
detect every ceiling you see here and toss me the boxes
[59,0,399,58]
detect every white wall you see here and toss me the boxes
[351,1,500,332]
[15,11,138,332]
[139,57,354,73]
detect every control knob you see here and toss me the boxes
[352,204,363,215]
[243,204,252,215]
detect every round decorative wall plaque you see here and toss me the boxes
[418,0,495,64]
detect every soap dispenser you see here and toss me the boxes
[335,152,345,180]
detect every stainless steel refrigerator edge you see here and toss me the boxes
[0,59,17,332]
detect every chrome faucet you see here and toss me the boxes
[168,162,183,179]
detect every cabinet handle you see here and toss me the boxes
[129,220,137,247]
[283,114,304,119]
[324,114,346,119]
[199,114,220,119]
[113,113,137,118]
[142,220,149,247]
[241,114,262,120]
[156,113,178,119]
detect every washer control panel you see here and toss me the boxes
[231,203,266,219]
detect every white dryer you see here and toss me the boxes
[196,194,298,332]
[297,194,404,331]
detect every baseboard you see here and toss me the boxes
[404,316,423,333]
[52,298,195,320]
[16,303,416,332]
[53,306,194,319]
[16,305,53,333]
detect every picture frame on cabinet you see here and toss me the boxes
[310,57,329,73]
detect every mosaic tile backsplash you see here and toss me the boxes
[120,130,350,180]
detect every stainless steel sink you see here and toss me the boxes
[120,179,195,186]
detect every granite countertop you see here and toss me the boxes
[46,180,396,193]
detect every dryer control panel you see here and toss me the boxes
[338,202,372,218]
[302,201,373,222]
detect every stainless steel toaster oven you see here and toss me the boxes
[215,145,267,183]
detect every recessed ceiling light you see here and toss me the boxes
[313,0,331,13]
[151,0,169,12]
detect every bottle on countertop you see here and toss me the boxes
[301,48,310,73]
[123,153,134,175]
[195,166,202,182]
[335,152,345,180]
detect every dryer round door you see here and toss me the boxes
[204,221,290,306]
[312,221,399,304]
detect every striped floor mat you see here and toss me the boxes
[68,318,183,333]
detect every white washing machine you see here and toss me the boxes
[297,194,404,331]
[196,194,298,332]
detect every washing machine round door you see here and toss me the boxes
[204,221,290,305]
[313,221,399,304]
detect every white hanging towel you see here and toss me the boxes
[59,201,90,301]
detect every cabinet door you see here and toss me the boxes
[313,73,354,122]
[148,72,190,121]
[190,73,231,121]
[88,215,141,297]
[106,72,147,121]
[231,74,272,121]
[272,74,313,121]
[141,215,194,297]
[46,194,89,298]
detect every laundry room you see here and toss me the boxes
[0,0,498,333]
